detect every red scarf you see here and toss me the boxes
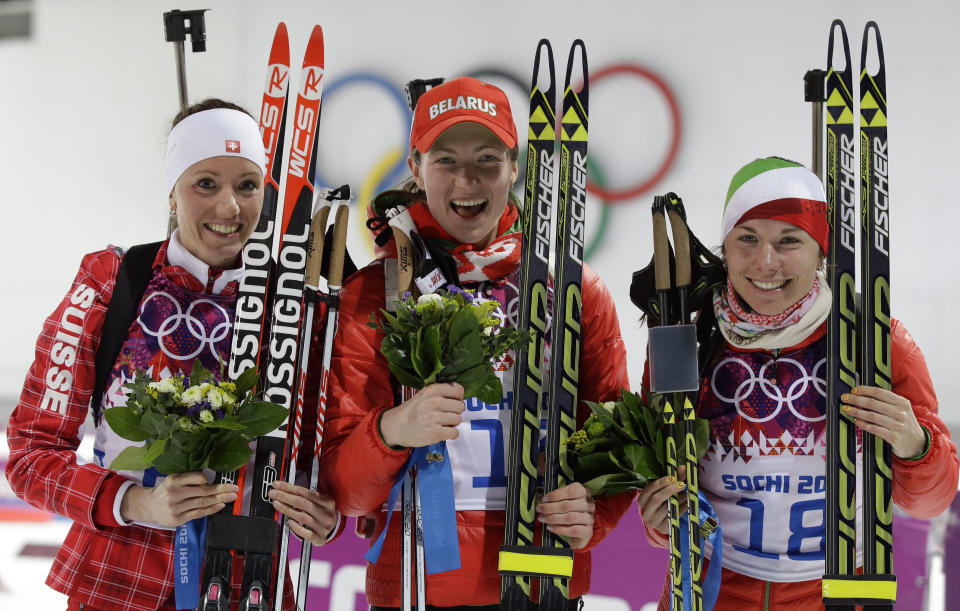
[373,196,522,284]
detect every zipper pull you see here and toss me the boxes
[769,349,781,384]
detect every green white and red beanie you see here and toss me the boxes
[721,157,829,254]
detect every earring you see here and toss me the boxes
[169,207,177,218]
[817,260,825,271]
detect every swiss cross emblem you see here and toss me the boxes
[225,140,241,153]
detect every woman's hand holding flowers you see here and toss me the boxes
[379,383,466,449]
[120,471,238,528]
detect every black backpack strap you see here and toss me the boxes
[91,241,164,424]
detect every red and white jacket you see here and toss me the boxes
[5,236,301,610]
[646,319,957,610]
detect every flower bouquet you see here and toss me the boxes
[103,361,288,474]
[567,389,710,496]
[369,286,530,404]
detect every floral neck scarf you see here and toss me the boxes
[713,272,831,348]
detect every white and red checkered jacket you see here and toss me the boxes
[5,236,300,610]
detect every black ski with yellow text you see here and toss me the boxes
[499,39,558,611]
[822,19,858,611]
[859,21,895,611]
[539,39,588,611]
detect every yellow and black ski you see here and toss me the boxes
[859,21,895,611]
[820,18,896,609]
[539,39,588,611]
[822,19,859,611]
[499,38,590,611]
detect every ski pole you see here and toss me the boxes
[804,68,827,181]
[274,191,331,610]
[650,195,684,610]
[272,186,350,610]
[665,194,704,611]
[162,8,208,238]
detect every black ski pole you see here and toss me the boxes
[163,8,208,238]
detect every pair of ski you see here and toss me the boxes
[647,194,705,611]
[811,20,894,610]
[198,23,351,611]
[498,38,589,611]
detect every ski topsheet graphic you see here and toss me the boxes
[819,19,895,610]
[499,38,588,611]
[197,23,329,611]
[200,22,290,611]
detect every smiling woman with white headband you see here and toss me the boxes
[636,157,958,610]
[5,99,338,611]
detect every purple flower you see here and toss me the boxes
[187,405,201,417]
[446,285,473,302]
[217,409,225,419]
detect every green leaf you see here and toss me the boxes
[153,444,190,474]
[103,405,150,442]
[572,451,619,482]
[445,328,483,376]
[615,401,638,439]
[109,444,152,470]
[418,325,444,384]
[381,333,411,365]
[170,429,208,452]
[233,366,259,396]
[234,401,289,438]
[622,443,645,471]
[200,419,245,431]
[387,362,426,389]
[209,435,254,472]
[190,360,215,387]
[476,370,503,405]
[581,472,647,497]
[141,410,172,439]
[448,307,477,347]
[142,438,168,465]
[449,361,489,398]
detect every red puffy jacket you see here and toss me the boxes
[319,257,633,607]
[646,319,958,610]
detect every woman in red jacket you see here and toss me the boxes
[319,77,633,609]
[6,99,338,610]
[637,157,958,610]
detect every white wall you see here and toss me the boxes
[2,0,957,427]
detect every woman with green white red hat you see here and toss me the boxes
[637,157,958,610]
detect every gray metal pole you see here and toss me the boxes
[804,69,827,182]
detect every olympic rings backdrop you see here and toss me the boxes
[311,62,682,263]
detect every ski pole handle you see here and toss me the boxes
[665,194,691,311]
[651,196,671,321]
[304,203,331,289]
[328,205,350,288]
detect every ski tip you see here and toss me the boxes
[269,23,290,65]
[304,24,325,68]
[827,19,851,72]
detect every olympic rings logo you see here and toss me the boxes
[710,356,827,423]
[312,63,681,260]
[137,291,232,363]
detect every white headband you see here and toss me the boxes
[165,108,267,195]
